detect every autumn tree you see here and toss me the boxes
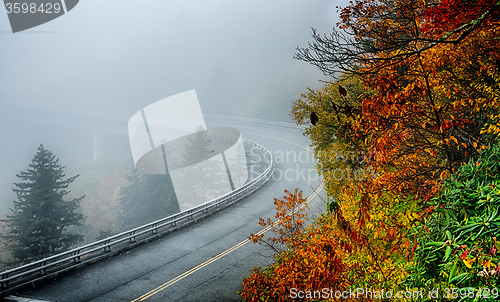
[292,74,375,199]
[1,145,84,263]
[295,0,500,201]
[295,0,500,78]
[79,175,125,241]
[241,190,351,302]
[248,189,309,254]
[291,77,422,297]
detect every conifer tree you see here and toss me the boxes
[177,128,227,202]
[2,144,84,263]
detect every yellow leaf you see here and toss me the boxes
[463,259,472,269]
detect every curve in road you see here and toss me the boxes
[10,119,325,302]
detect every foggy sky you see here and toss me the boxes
[0,0,350,216]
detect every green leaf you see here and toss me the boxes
[449,273,468,284]
[426,242,445,247]
[448,261,458,283]
[444,246,452,261]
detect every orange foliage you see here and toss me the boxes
[242,189,353,301]
[243,0,500,300]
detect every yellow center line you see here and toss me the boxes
[130,182,324,302]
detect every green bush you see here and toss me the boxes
[405,143,500,301]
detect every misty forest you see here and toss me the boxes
[0,0,331,273]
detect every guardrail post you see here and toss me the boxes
[1,273,8,288]
[38,261,47,275]
[103,240,111,252]
[151,223,158,234]
[73,250,81,263]
[130,231,136,243]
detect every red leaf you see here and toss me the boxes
[461,250,468,260]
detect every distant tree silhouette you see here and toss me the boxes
[119,169,179,231]
[175,128,228,206]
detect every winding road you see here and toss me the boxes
[7,118,325,302]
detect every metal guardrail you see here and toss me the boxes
[0,138,274,297]
[205,115,307,132]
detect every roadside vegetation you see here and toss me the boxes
[241,0,500,301]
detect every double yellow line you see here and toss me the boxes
[130,182,324,301]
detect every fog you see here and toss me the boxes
[0,0,348,240]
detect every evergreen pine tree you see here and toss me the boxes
[181,128,213,166]
[175,128,228,207]
[1,144,84,263]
